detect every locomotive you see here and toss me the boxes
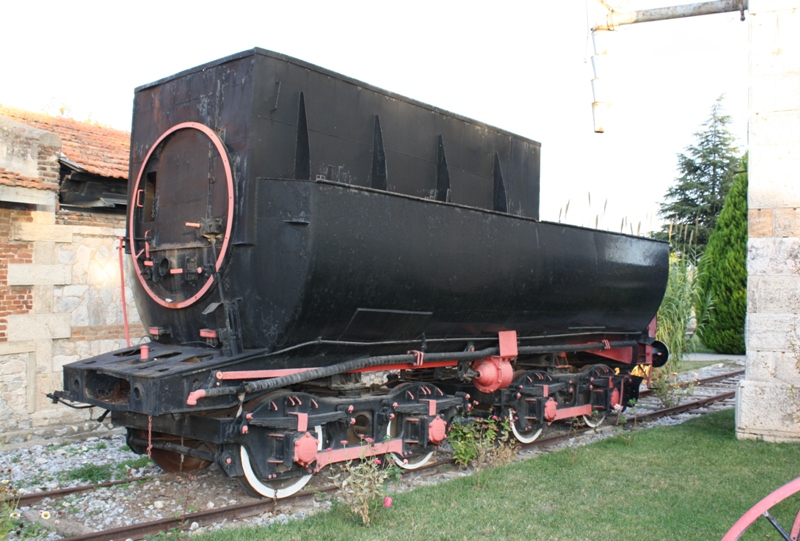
[54,48,669,498]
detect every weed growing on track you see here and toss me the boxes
[61,456,152,484]
[448,415,516,470]
[329,453,400,526]
[650,370,698,408]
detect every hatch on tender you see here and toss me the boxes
[129,122,234,309]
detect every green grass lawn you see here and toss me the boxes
[190,409,800,541]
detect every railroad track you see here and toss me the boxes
[15,369,743,541]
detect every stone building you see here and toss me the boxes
[737,0,800,442]
[0,106,145,440]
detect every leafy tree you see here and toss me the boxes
[696,154,748,354]
[657,97,739,253]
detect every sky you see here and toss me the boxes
[0,1,749,233]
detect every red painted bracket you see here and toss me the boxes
[419,399,437,416]
[314,439,404,470]
[288,412,309,432]
[498,330,518,358]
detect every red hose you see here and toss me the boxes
[118,236,131,347]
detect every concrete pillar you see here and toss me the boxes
[737,0,800,442]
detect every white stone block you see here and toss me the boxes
[750,110,800,148]
[62,285,89,297]
[751,72,800,114]
[748,144,800,209]
[750,8,800,78]
[71,226,125,238]
[6,313,71,340]
[745,313,800,351]
[736,379,800,442]
[12,223,72,243]
[748,275,800,313]
[0,341,36,355]
[33,242,56,265]
[35,339,53,373]
[0,185,56,207]
[52,354,80,371]
[33,285,54,315]
[7,264,71,286]
[746,351,800,385]
[748,237,800,275]
[750,0,800,13]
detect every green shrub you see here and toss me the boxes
[697,155,747,354]
[656,247,709,369]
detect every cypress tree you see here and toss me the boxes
[656,97,739,254]
[696,154,748,354]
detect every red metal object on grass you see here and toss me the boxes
[721,476,800,541]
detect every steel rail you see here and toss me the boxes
[9,476,158,507]
[638,369,743,399]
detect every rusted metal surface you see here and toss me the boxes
[593,0,748,31]
[12,477,155,507]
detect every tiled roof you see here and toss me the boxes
[0,105,129,180]
[0,168,59,191]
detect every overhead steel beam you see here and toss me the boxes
[593,0,748,31]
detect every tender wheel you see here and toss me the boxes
[238,425,322,499]
[137,431,215,472]
[582,364,614,426]
[509,409,544,443]
[509,370,552,444]
[582,413,606,428]
[386,419,435,470]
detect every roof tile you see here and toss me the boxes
[0,168,59,191]
[0,105,129,180]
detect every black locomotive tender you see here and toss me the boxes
[56,49,669,498]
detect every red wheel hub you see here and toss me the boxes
[472,357,514,393]
[428,416,447,444]
[293,432,318,468]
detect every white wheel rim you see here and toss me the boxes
[386,419,434,470]
[582,414,606,428]
[239,425,322,499]
[510,420,543,444]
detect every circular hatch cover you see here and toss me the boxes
[128,122,234,309]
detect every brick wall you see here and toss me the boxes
[0,204,34,341]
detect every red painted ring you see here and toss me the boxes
[128,122,235,310]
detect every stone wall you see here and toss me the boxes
[0,208,146,436]
[737,0,800,442]
[0,113,145,440]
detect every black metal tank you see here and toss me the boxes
[127,48,668,361]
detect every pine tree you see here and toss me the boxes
[657,97,739,253]
[696,154,747,354]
